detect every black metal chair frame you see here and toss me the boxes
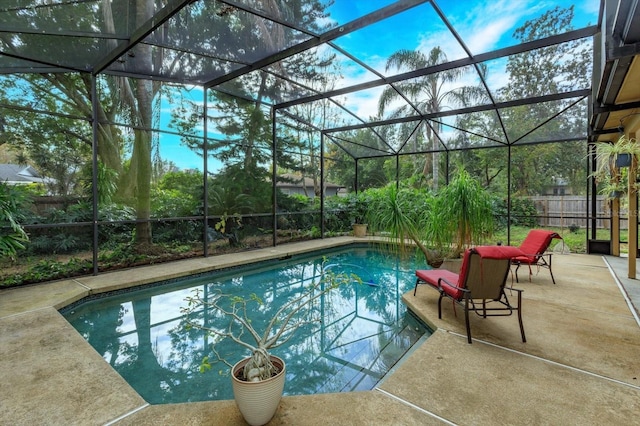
[436,275,526,344]
[513,252,555,284]
[415,252,526,344]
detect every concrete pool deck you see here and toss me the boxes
[1,236,639,425]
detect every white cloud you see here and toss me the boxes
[290,0,598,126]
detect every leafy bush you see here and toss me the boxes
[276,192,310,212]
[0,257,92,288]
[493,197,538,228]
[510,198,538,227]
[428,169,495,252]
[29,233,89,255]
[153,219,203,244]
[0,182,30,259]
[323,196,351,233]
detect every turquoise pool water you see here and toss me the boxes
[62,245,432,404]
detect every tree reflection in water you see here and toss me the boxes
[63,246,431,404]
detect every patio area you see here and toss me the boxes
[1,237,639,425]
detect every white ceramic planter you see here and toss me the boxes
[231,356,286,426]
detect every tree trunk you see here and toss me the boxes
[128,0,155,245]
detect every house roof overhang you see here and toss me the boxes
[590,0,640,142]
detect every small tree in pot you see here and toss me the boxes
[428,168,495,256]
[181,265,360,425]
[347,192,369,237]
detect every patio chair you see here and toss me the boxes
[512,230,562,284]
[414,246,526,344]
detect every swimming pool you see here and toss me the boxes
[62,245,432,404]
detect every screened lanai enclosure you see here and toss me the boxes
[0,0,639,286]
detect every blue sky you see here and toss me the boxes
[159,0,599,171]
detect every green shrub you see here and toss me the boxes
[493,197,538,228]
[0,257,92,288]
[0,182,30,260]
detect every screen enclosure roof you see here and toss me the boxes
[1,0,633,159]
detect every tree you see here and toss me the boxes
[172,0,336,202]
[378,47,487,189]
[325,128,391,191]
[499,6,591,195]
[443,6,590,197]
[280,55,342,197]
[0,1,162,245]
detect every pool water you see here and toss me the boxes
[63,246,432,404]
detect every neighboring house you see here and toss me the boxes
[276,173,345,198]
[543,177,572,196]
[0,164,52,186]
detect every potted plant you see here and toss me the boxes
[348,192,368,237]
[599,180,626,201]
[181,265,358,426]
[591,135,640,199]
[365,170,494,269]
[365,184,447,267]
[614,134,640,168]
[428,169,495,257]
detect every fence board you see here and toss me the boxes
[526,195,618,229]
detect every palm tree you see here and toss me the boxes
[378,47,486,189]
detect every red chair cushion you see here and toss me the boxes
[517,230,559,262]
[439,277,464,300]
[474,245,525,259]
[416,269,463,299]
[512,254,534,264]
[416,246,527,301]
[415,269,459,289]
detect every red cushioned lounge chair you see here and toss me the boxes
[512,229,562,284]
[414,246,526,344]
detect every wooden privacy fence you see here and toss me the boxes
[527,195,621,230]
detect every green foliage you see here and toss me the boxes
[152,187,201,218]
[22,201,93,255]
[29,233,87,255]
[80,162,119,205]
[493,197,538,228]
[97,244,146,268]
[511,198,538,227]
[38,200,93,223]
[153,170,204,217]
[325,130,393,190]
[0,182,30,259]
[280,192,311,210]
[0,257,92,288]
[591,135,640,200]
[364,184,444,265]
[212,213,243,247]
[345,192,368,224]
[308,225,321,238]
[323,196,351,233]
[365,184,432,236]
[500,6,589,196]
[430,169,495,253]
[153,219,202,245]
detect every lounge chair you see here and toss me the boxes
[414,246,526,344]
[511,229,562,284]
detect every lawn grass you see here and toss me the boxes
[492,226,625,254]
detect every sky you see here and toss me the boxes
[158,0,600,172]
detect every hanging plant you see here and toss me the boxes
[591,135,640,199]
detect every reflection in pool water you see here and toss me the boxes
[62,246,432,404]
